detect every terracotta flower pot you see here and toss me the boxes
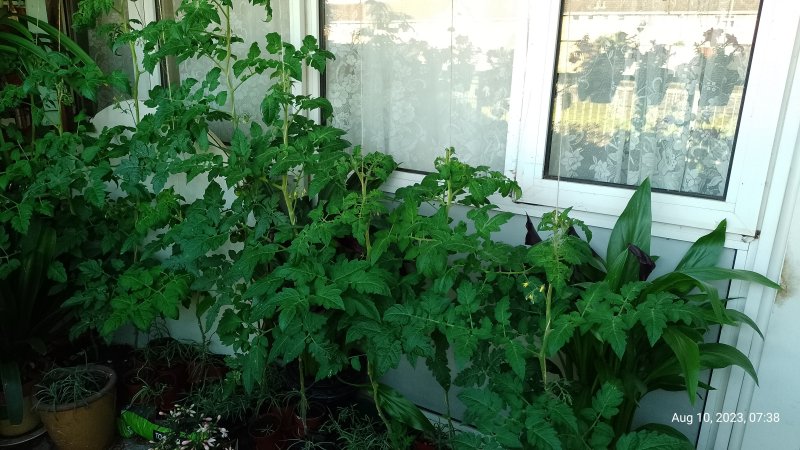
[35,365,117,450]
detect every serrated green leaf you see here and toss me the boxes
[313,283,344,310]
[636,292,675,346]
[46,260,67,283]
[544,395,579,433]
[460,388,504,426]
[616,430,693,450]
[242,336,268,393]
[525,411,561,450]
[495,297,511,326]
[505,339,527,379]
[589,422,615,450]
[547,313,578,356]
[592,382,623,419]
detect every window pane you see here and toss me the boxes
[547,0,761,198]
[324,1,519,172]
[86,1,135,111]
[166,0,290,141]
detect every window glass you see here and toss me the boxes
[324,0,520,172]
[86,1,135,111]
[160,0,290,141]
[547,0,762,198]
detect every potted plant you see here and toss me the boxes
[150,402,234,450]
[249,413,284,450]
[34,364,117,450]
[449,179,779,448]
[1,10,111,437]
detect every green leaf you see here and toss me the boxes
[616,430,693,450]
[592,382,623,419]
[547,313,578,356]
[607,178,651,273]
[675,220,725,270]
[349,269,390,296]
[589,422,615,450]
[456,281,479,312]
[375,383,434,433]
[725,309,763,339]
[460,388,505,426]
[699,343,758,383]
[678,267,780,290]
[273,288,307,330]
[505,339,527,379]
[11,201,33,233]
[215,90,228,106]
[266,32,282,54]
[598,315,628,358]
[494,297,511,326]
[525,410,562,450]
[242,336,268,393]
[543,395,579,433]
[636,292,675,346]
[313,283,344,310]
[46,260,67,283]
[269,323,306,363]
[662,328,700,404]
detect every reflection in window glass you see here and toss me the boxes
[324,1,520,172]
[166,0,290,141]
[86,1,135,111]
[547,0,761,198]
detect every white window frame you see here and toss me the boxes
[509,0,799,239]
[313,0,798,243]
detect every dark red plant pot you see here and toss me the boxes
[249,414,285,450]
[154,362,189,394]
[413,439,437,450]
[122,367,155,406]
[154,372,180,412]
[290,402,327,438]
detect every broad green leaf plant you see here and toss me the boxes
[453,179,778,449]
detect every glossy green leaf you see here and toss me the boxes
[678,267,780,290]
[375,383,434,433]
[675,221,726,271]
[699,343,758,383]
[607,178,651,267]
[662,328,700,404]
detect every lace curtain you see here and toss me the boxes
[324,1,521,172]
[548,0,760,198]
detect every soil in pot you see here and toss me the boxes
[35,364,117,450]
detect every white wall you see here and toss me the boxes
[740,199,800,450]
